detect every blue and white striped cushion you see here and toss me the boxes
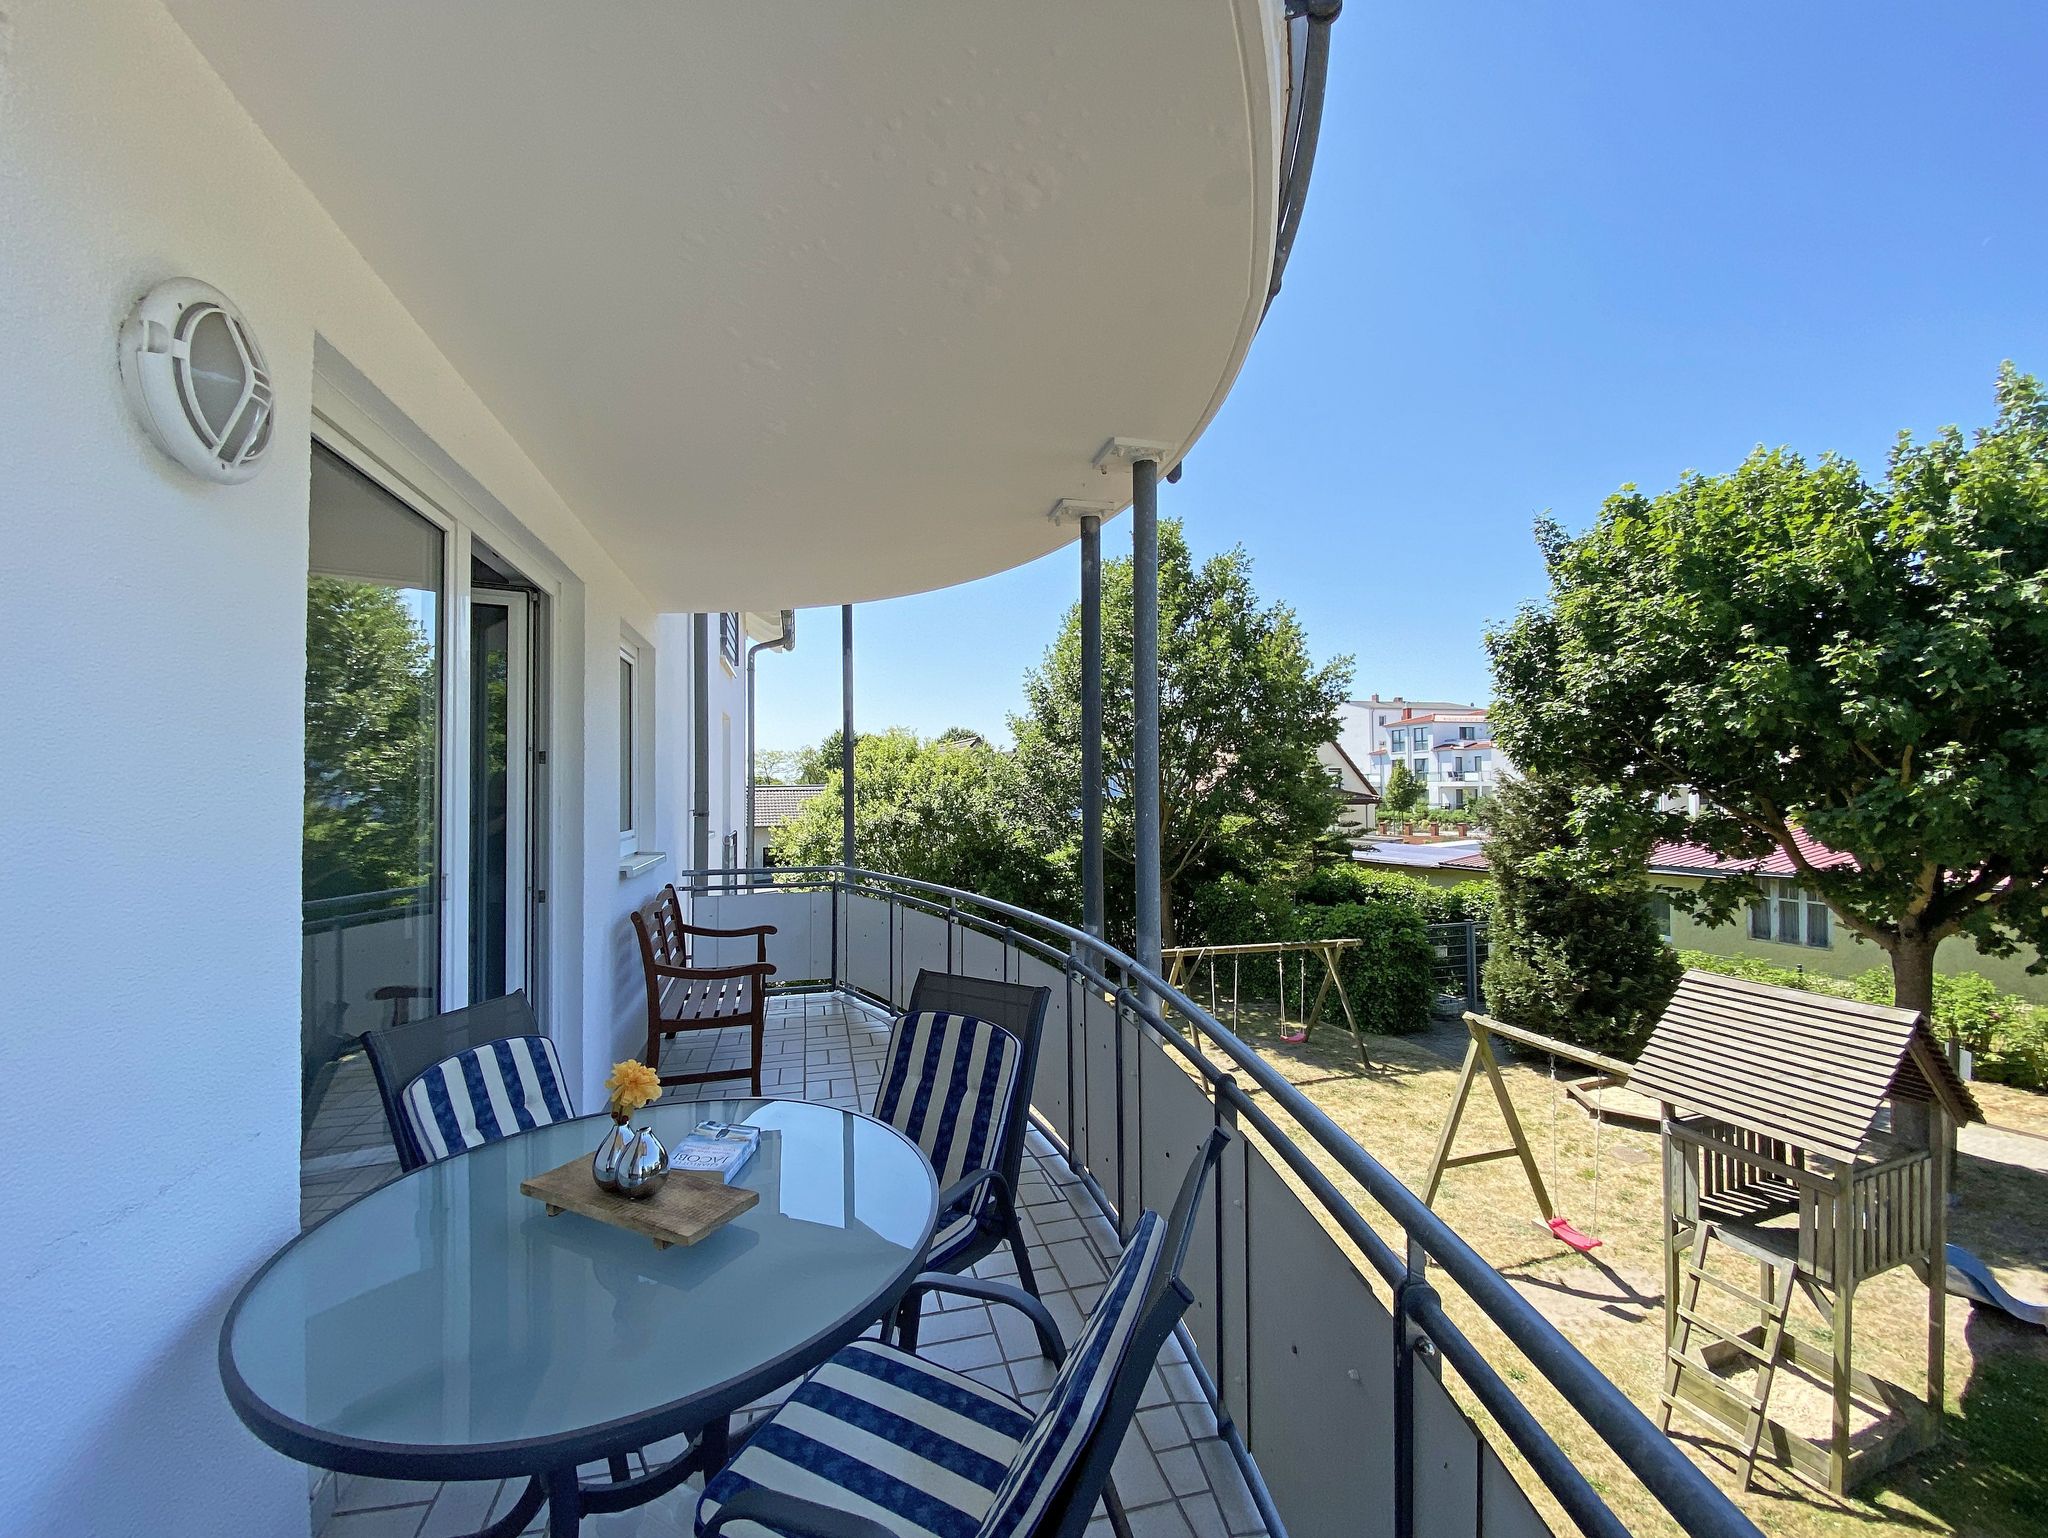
[875,1012,1021,1239]
[696,1339,1033,1538]
[977,1211,1169,1538]
[400,1036,573,1164]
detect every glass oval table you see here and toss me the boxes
[221,1098,937,1537]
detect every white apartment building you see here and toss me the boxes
[1339,696,1511,807]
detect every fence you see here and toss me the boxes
[681,867,1758,1538]
[1430,919,1490,1017]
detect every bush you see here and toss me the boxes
[1677,951,2048,1092]
[1295,900,1437,1036]
[1480,773,1681,1057]
[1293,863,1496,924]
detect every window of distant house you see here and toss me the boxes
[1647,893,1673,941]
[1749,879,1830,948]
[719,611,742,671]
[619,642,642,852]
[1390,729,1405,751]
[1459,725,1476,740]
[1413,758,1429,778]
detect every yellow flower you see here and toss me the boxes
[605,1059,663,1117]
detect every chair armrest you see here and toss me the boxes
[700,1488,897,1538]
[650,961,777,982]
[896,1270,1065,1363]
[936,1165,1011,1222]
[678,921,779,939]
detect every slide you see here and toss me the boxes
[1946,1244,2048,1329]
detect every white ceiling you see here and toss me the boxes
[167,3,1289,610]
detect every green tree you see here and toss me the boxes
[752,748,805,786]
[1012,520,1351,947]
[1380,761,1426,820]
[303,578,438,902]
[773,728,1060,912]
[1489,365,2048,1019]
[1479,771,1682,1054]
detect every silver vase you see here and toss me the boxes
[593,1120,635,1193]
[617,1126,669,1200]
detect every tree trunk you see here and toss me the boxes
[1889,932,1938,1022]
[1159,877,1178,954]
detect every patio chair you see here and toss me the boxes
[361,991,569,1171]
[881,971,1050,1318]
[696,1128,1229,1538]
[632,883,777,1095]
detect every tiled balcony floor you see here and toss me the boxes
[307,994,1266,1538]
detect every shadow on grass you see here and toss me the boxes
[1500,1250,1659,1326]
[1864,1311,2048,1538]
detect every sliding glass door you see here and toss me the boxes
[302,443,444,1138]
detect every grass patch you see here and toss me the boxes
[1170,990,2048,1538]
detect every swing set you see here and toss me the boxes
[1420,1011,1634,1254]
[1162,937,1367,1065]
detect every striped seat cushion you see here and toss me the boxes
[875,1011,1022,1247]
[977,1210,1169,1538]
[696,1339,1033,1538]
[400,1036,574,1164]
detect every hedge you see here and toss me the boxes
[1183,865,1470,1035]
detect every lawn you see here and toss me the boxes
[1181,994,2048,1538]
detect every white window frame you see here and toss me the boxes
[719,611,742,673]
[312,377,565,1020]
[618,632,655,858]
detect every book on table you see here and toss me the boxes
[672,1121,762,1184]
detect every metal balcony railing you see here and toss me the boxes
[680,866,1760,1538]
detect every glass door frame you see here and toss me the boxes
[311,396,556,1024]
[469,587,533,999]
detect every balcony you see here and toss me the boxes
[618,868,1755,1538]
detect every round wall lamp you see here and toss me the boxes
[118,278,274,483]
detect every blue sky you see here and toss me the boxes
[756,3,2047,759]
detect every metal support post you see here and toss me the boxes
[1080,511,1105,939]
[1132,458,1161,983]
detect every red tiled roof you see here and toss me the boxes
[1393,712,1487,726]
[1647,828,1855,879]
[1405,830,1855,881]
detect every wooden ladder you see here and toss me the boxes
[1659,1221,1796,1487]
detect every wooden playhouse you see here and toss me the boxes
[1628,970,1980,1494]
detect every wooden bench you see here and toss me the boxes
[630,883,776,1094]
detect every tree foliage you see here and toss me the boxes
[1489,366,2048,1017]
[1479,772,1681,1054]
[772,728,1061,913]
[303,578,437,902]
[1012,520,1351,947]
[1380,761,1426,820]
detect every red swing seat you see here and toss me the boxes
[1548,1215,1603,1253]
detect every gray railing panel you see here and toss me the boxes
[696,887,830,981]
[843,891,890,1003]
[894,904,951,1010]
[1482,1447,1553,1538]
[1242,1145,1397,1538]
[1134,1039,1239,1406]
[1414,1364,1483,1536]
[1015,952,1075,1163]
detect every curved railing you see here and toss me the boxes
[684,865,1760,1538]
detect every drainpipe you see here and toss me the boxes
[744,610,797,871]
[691,613,711,880]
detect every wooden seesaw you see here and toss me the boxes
[1420,1012,1634,1253]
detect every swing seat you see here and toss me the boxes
[1548,1216,1603,1253]
[1280,1026,1308,1044]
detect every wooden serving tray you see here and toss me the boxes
[521,1153,759,1250]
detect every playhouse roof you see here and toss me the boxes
[1628,970,1981,1162]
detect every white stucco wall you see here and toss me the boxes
[0,2,719,1531]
